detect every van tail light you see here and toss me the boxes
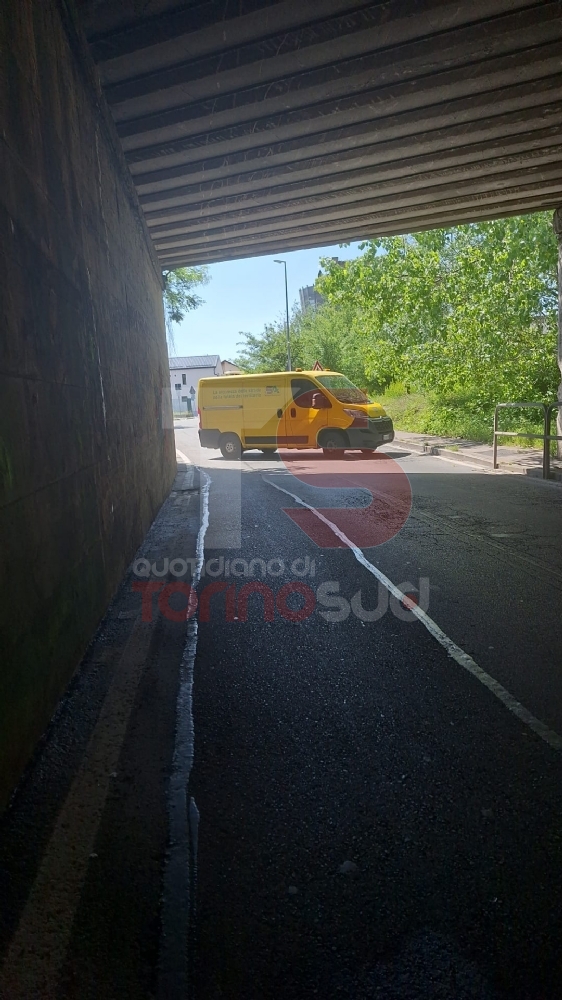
[198,407,201,428]
[343,408,368,429]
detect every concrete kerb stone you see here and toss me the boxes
[392,431,562,482]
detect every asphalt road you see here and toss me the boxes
[1,423,562,999]
[176,421,562,1000]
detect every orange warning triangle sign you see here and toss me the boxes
[312,360,324,370]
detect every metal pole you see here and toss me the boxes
[284,264,291,372]
[553,208,562,458]
[274,259,291,371]
[493,406,498,469]
[544,405,551,480]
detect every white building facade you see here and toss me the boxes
[169,355,222,414]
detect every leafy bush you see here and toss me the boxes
[235,212,559,443]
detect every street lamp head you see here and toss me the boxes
[273,259,284,264]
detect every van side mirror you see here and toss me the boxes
[311,392,330,409]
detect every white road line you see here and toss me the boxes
[264,477,562,752]
[443,457,490,470]
[158,469,211,1000]
[176,448,191,464]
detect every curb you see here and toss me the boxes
[393,435,492,470]
[393,433,562,482]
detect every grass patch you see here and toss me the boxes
[378,389,433,433]
[379,384,547,446]
[378,388,493,440]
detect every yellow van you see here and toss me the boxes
[198,370,394,459]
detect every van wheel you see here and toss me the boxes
[220,433,242,460]
[321,430,346,458]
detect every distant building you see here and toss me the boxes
[299,258,346,312]
[169,354,221,413]
[299,285,325,312]
[220,360,243,375]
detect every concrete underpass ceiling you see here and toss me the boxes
[76,0,562,267]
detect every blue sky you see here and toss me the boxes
[169,242,364,362]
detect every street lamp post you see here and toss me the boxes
[274,259,291,371]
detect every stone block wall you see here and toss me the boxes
[0,0,176,808]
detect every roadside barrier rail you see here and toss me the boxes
[493,401,562,479]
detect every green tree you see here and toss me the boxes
[317,213,558,409]
[235,301,368,382]
[298,301,364,382]
[163,266,210,352]
[235,311,303,372]
[234,213,558,438]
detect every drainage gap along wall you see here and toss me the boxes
[0,0,176,809]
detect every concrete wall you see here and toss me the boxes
[0,0,176,809]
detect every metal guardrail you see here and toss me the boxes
[493,401,562,479]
